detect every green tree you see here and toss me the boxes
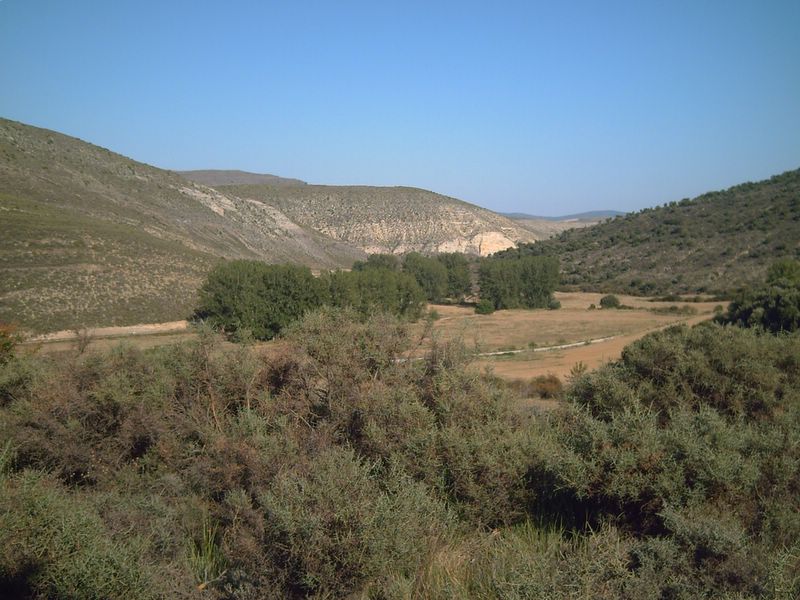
[195,260,324,340]
[436,252,472,300]
[720,259,800,333]
[321,269,425,320]
[766,258,800,286]
[479,255,559,310]
[352,253,400,272]
[402,252,448,302]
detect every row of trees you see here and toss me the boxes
[478,255,560,309]
[354,252,472,302]
[195,251,561,339]
[195,260,425,340]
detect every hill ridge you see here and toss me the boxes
[501,168,800,295]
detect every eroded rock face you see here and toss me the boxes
[223,184,540,256]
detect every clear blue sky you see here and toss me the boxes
[1,1,799,215]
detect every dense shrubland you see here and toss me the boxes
[1,302,798,597]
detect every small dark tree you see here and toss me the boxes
[352,253,400,272]
[600,294,621,309]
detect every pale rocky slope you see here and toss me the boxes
[220,184,539,256]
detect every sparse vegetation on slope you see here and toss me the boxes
[501,169,800,295]
[218,183,538,256]
[0,118,364,332]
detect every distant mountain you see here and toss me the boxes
[179,169,306,187]
[498,169,800,295]
[0,118,363,332]
[503,210,623,221]
[217,183,539,256]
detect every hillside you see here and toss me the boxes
[0,119,363,332]
[179,169,306,187]
[502,210,623,221]
[502,169,800,295]
[219,183,539,256]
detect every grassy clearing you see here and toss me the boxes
[418,291,717,356]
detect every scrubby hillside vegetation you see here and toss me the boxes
[0,119,363,332]
[502,169,800,295]
[216,183,538,256]
[1,302,798,598]
[179,170,307,187]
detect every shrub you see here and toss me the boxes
[475,299,495,314]
[599,294,621,309]
[0,471,155,599]
[0,323,21,367]
[530,374,563,399]
[260,447,449,597]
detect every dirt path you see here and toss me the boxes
[478,313,712,380]
[27,320,190,342]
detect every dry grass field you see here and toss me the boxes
[25,292,719,385]
[423,292,719,381]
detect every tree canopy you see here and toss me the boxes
[478,255,559,310]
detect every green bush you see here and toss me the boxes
[599,294,621,309]
[0,471,155,599]
[2,306,799,597]
[475,299,495,314]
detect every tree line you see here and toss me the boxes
[195,251,560,340]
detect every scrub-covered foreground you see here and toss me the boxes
[0,308,799,599]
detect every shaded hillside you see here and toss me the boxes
[219,183,538,256]
[179,169,306,187]
[502,169,800,295]
[0,119,363,332]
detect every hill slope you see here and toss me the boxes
[0,119,363,332]
[219,184,538,256]
[503,169,800,294]
[503,211,620,239]
[179,169,306,187]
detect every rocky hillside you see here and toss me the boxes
[219,184,538,256]
[500,169,800,295]
[0,119,363,332]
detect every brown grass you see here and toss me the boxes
[24,292,717,381]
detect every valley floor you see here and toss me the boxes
[23,292,719,382]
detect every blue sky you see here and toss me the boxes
[1,1,799,215]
